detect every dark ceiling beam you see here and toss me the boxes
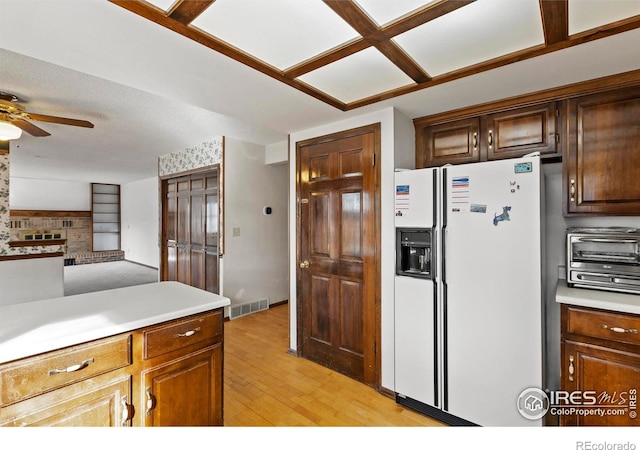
[284,39,370,80]
[167,0,215,24]
[382,0,476,38]
[539,0,568,45]
[323,0,430,83]
[286,0,475,79]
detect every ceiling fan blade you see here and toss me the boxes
[11,118,51,137]
[27,113,94,128]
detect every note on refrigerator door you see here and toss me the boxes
[395,184,410,217]
[451,176,470,213]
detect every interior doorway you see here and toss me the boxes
[161,168,221,293]
[296,123,381,387]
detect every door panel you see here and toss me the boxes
[297,124,378,385]
[340,191,362,259]
[310,275,331,344]
[339,279,363,354]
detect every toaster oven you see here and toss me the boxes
[566,227,640,294]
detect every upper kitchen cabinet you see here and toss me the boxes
[482,102,559,161]
[416,117,480,167]
[564,86,640,215]
[415,102,560,168]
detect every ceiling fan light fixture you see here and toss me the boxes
[0,121,22,141]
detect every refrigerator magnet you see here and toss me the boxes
[493,206,512,226]
[470,204,487,213]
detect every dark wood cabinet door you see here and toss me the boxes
[565,87,640,215]
[416,117,480,167]
[561,340,640,426]
[482,102,559,160]
[142,344,223,426]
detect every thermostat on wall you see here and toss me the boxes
[263,206,272,215]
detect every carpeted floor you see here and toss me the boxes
[64,260,159,296]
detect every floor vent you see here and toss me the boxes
[229,298,269,320]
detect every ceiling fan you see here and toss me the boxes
[0,91,94,139]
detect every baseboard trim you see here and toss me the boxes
[124,259,159,270]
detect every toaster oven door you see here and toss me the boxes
[568,234,640,274]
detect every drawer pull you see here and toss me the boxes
[48,358,94,376]
[601,324,638,334]
[174,327,201,338]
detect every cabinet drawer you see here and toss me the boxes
[0,334,131,406]
[567,306,640,346]
[144,310,222,360]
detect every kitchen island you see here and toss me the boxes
[556,280,640,426]
[0,281,230,426]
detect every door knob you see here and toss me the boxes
[299,260,310,269]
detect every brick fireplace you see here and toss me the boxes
[9,210,124,264]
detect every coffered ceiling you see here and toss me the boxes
[2,0,640,183]
[113,0,640,110]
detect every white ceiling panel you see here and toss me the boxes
[393,0,544,77]
[355,0,439,26]
[191,0,360,70]
[144,0,177,12]
[298,47,416,104]
[569,0,640,35]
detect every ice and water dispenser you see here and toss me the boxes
[395,228,433,279]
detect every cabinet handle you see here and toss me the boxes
[570,179,576,202]
[472,132,477,151]
[488,129,493,148]
[121,395,132,426]
[601,324,638,334]
[145,387,156,417]
[568,355,574,382]
[48,358,94,376]
[174,327,201,338]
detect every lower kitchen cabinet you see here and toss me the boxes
[560,304,640,426]
[0,375,131,427]
[142,343,223,426]
[0,308,224,427]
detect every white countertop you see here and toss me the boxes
[556,279,640,315]
[0,281,230,364]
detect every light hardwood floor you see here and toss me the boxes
[223,303,445,427]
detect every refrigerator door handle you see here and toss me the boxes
[442,226,448,285]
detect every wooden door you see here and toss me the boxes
[162,170,219,293]
[142,344,223,426]
[416,117,480,168]
[297,124,379,386]
[482,102,559,160]
[565,86,640,215]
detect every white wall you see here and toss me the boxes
[223,138,289,308]
[265,140,288,165]
[289,107,411,391]
[9,178,91,210]
[121,177,159,268]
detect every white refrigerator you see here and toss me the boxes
[394,155,545,426]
